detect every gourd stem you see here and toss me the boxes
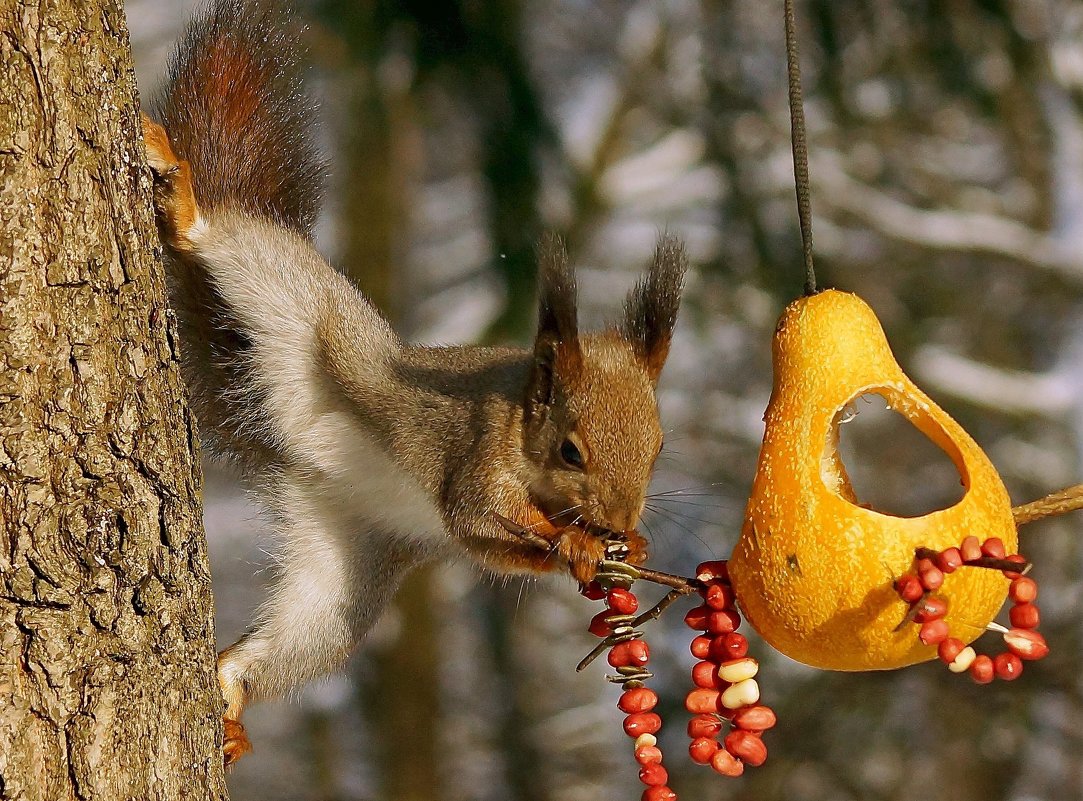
[784,0,817,296]
[1012,484,1083,527]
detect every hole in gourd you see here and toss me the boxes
[828,393,967,518]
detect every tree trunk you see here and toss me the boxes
[0,2,226,799]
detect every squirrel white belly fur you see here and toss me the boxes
[142,0,687,764]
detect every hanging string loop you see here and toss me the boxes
[784,0,818,296]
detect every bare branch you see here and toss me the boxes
[1014,484,1083,526]
[912,345,1077,418]
[812,153,1083,285]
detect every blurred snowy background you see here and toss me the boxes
[126,1,1083,799]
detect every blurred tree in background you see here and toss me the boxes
[129,1,1083,799]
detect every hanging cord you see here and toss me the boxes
[784,0,817,296]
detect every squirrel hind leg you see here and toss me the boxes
[222,718,252,767]
[214,605,357,767]
[217,639,253,766]
[141,113,201,252]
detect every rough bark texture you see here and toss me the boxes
[0,1,226,799]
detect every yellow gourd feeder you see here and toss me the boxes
[727,289,1017,671]
[567,4,1077,789]
[715,3,1064,680]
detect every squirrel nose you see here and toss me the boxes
[605,502,641,534]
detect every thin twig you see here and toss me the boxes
[492,511,553,550]
[961,556,1031,575]
[914,547,1031,576]
[632,589,687,626]
[493,510,704,672]
[635,567,703,593]
[893,589,932,632]
[576,639,615,673]
[575,589,687,673]
[1012,484,1083,527]
[492,511,703,593]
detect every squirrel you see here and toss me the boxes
[141,0,687,765]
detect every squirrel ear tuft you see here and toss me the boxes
[621,234,688,382]
[525,234,582,426]
[535,234,579,350]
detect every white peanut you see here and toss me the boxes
[948,646,977,673]
[717,657,759,683]
[720,678,760,709]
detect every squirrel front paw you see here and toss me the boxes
[141,113,200,252]
[223,717,253,767]
[560,527,649,585]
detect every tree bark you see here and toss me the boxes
[0,2,226,799]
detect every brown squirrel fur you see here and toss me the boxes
[142,0,687,765]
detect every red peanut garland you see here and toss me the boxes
[893,536,1050,681]
[584,540,678,801]
[494,489,1078,793]
[583,553,775,797]
[582,535,1048,794]
[682,560,775,778]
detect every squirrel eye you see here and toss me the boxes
[559,438,585,469]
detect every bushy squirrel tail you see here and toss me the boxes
[151,0,323,235]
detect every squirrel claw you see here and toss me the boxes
[223,717,252,767]
[141,114,179,175]
[140,113,200,251]
[561,528,649,585]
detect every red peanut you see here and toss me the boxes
[938,638,965,664]
[733,705,777,732]
[724,730,768,767]
[607,588,639,614]
[706,609,741,635]
[638,763,668,787]
[684,605,711,631]
[918,565,944,591]
[684,689,721,715]
[623,713,662,737]
[689,737,719,765]
[1004,628,1049,661]
[709,632,748,662]
[919,619,949,646]
[914,596,948,622]
[709,748,745,777]
[894,575,924,603]
[1009,602,1040,629]
[993,652,1023,680]
[689,635,712,660]
[1009,577,1038,604]
[608,640,650,668]
[969,655,994,685]
[936,547,963,573]
[642,786,677,801]
[619,687,659,714]
[1002,554,1026,580]
[634,745,663,765]
[692,661,720,690]
[581,581,605,600]
[703,581,735,611]
[687,714,724,739]
[695,561,729,582]
[588,610,612,637]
